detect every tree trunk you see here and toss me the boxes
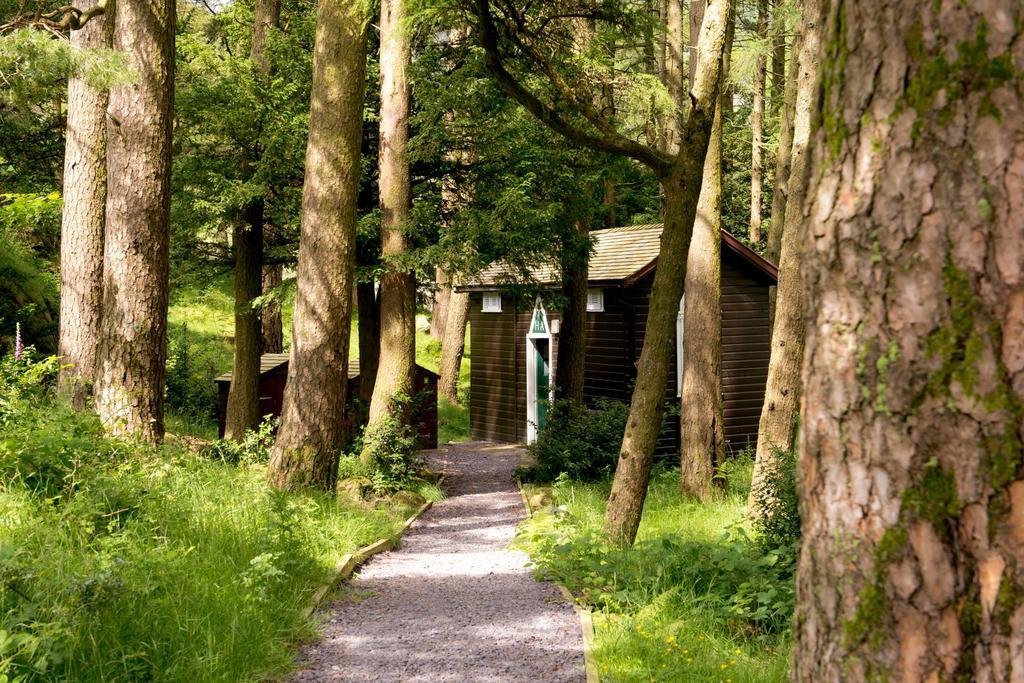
[93,0,174,441]
[687,0,706,87]
[266,0,366,490]
[554,219,590,406]
[430,267,450,342]
[747,0,820,516]
[603,0,730,547]
[438,289,468,404]
[749,0,767,245]
[224,205,264,439]
[366,0,416,429]
[662,0,685,152]
[678,24,729,500]
[260,265,283,353]
[794,3,1024,680]
[766,24,800,265]
[58,0,110,409]
[768,0,785,117]
[357,280,380,404]
[250,0,280,72]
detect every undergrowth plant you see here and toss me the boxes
[359,394,420,493]
[518,398,630,482]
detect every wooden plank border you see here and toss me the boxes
[515,479,600,683]
[302,478,442,620]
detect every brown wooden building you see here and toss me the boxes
[458,224,778,456]
[215,354,439,449]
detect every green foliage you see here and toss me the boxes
[164,323,221,421]
[515,469,792,680]
[518,399,630,482]
[201,416,279,465]
[751,446,801,558]
[0,355,412,681]
[360,394,421,493]
[0,196,60,354]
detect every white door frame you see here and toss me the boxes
[526,297,553,444]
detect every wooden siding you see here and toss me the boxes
[468,250,773,458]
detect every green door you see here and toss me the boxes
[535,340,550,431]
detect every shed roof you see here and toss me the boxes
[458,224,777,290]
[215,355,439,383]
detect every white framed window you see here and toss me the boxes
[676,294,685,397]
[586,288,604,312]
[482,291,502,313]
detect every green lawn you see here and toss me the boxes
[165,274,470,443]
[516,467,792,682]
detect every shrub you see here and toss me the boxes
[359,394,420,493]
[201,416,279,465]
[752,445,800,555]
[519,398,630,483]
[165,323,221,420]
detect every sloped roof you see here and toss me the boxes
[459,224,777,289]
[215,355,440,382]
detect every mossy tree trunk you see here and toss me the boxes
[58,0,111,409]
[766,21,799,266]
[94,0,174,441]
[438,289,468,404]
[266,0,366,490]
[366,0,416,431]
[357,280,381,404]
[430,267,450,342]
[747,0,820,517]
[749,0,767,245]
[260,264,283,353]
[793,2,1024,680]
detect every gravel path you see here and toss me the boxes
[291,442,585,682]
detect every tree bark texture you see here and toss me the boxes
[661,0,685,153]
[260,265,284,353]
[749,0,768,245]
[58,0,111,409]
[438,289,468,404]
[793,3,1024,681]
[225,206,264,440]
[366,0,416,427]
[769,0,786,115]
[678,31,728,501]
[94,0,174,441]
[554,219,590,407]
[766,24,800,265]
[430,267,450,342]
[250,0,280,72]
[357,280,380,404]
[603,0,731,546]
[266,0,366,490]
[688,0,706,88]
[748,0,820,516]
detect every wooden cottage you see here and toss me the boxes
[458,224,778,456]
[214,354,439,449]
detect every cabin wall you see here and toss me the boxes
[468,294,520,442]
[720,250,772,453]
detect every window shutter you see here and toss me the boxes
[586,288,604,312]
[482,292,502,313]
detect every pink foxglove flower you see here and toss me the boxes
[14,322,23,360]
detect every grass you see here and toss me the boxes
[516,466,792,682]
[165,275,471,443]
[0,358,428,681]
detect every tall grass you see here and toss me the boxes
[516,464,793,682]
[0,357,418,681]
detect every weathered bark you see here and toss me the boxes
[438,289,468,404]
[794,3,1024,680]
[749,0,767,244]
[747,0,820,516]
[661,0,685,152]
[687,0,706,87]
[93,0,174,441]
[768,0,785,116]
[366,0,416,429]
[356,280,380,404]
[678,16,730,500]
[250,0,280,72]
[766,24,800,264]
[430,267,450,342]
[603,0,731,546]
[266,0,366,490]
[58,0,110,409]
[554,219,590,406]
[224,206,264,440]
[260,265,283,353]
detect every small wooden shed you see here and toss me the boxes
[457,224,778,456]
[214,354,439,449]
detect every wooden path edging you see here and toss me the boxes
[302,481,441,620]
[515,478,600,683]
